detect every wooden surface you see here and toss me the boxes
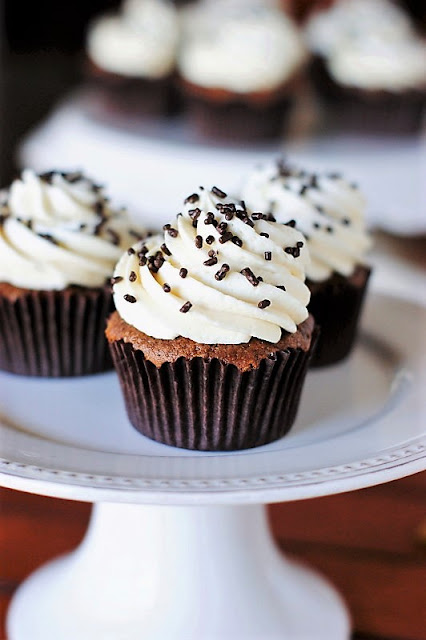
[1,473,425,640]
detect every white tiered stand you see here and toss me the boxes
[1,292,425,640]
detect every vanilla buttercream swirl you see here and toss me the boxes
[112,187,311,345]
[178,3,306,93]
[242,162,371,283]
[305,0,426,91]
[87,0,178,78]
[0,169,146,290]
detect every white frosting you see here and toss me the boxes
[305,0,426,91]
[178,4,306,93]
[0,170,146,290]
[113,188,311,345]
[87,0,178,78]
[242,163,371,282]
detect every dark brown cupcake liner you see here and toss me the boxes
[310,57,426,135]
[84,60,177,120]
[109,331,318,451]
[182,93,294,142]
[308,265,371,368]
[0,285,114,377]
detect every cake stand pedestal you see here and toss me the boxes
[1,293,425,639]
[7,503,349,640]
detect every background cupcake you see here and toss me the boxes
[107,186,316,451]
[86,0,179,118]
[242,160,372,367]
[304,0,426,134]
[0,169,146,377]
[177,0,307,141]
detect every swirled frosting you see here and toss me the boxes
[87,0,178,78]
[178,3,306,93]
[242,162,371,282]
[0,169,146,290]
[305,0,426,91]
[112,187,311,344]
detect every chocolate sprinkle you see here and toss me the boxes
[215,263,230,281]
[219,231,233,244]
[204,256,218,267]
[161,243,171,256]
[129,229,144,240]
[128,247,135,255]
[167,228,178,238]
[258,299,271,309]
[106,228,120,246]
[264,251,272,261]
[206,235,215,245]
[129,271,137,282]
[180,301,192,313]
[342,218,351,226]
[184,193,199,204]
[285,220,296,228]
[276,285,286,291]
[326,226,334,233]
[179,268,188,279]
[260,232,269,238]
[241,267,259,287]
[110,276,123,285]
[232,236,243,247]
[195,235,203,249]
[211,186,227,198]
[38,233,58,245]
[124,294,136,304]
[139,256,147,266]
[163,283,171,293]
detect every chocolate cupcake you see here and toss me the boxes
[242,161,372,367]
[107,187,316,451]
[0,169,146,377]
[177,1,307,141]
[86,0,179,119]
[304,0,426,134]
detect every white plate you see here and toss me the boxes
[19,92,426,236]
[0,293,425,504]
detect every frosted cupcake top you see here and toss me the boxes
[305,0,426,91]
[87,0,179,79]
[178,2,306,93]
[0,170,146,290]
[113,187,311,345]
[242,161,371,282]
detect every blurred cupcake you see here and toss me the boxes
[86,0,179,118]
[242,160,372,366]
[177,1,307,141]
[0,169,146,377]
[106,186,316,451]
[305,0,426,134]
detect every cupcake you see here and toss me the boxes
[242,161,372,367]
[86,0,179,118]
[304,0,426,134]
[0,169,146,377]
[177,1,307,141]
[106,186,316,451]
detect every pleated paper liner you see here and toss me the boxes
[109,328,318,452]
[308,265,371,368]
[310,56,426,135]
[0,284,114,377]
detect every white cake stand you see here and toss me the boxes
[1,293,425,640]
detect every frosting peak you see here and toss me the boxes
[178,3,306,93]
[242,162,372,282]
[112,187,311,345]
[0,170,146,290]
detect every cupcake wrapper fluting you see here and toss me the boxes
[183,94,294,142]
[308,265,371,368]
[0,286,114,377]
[310,57,426,135]
[109,334,318,451]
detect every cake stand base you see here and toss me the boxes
[8,503,350,640]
